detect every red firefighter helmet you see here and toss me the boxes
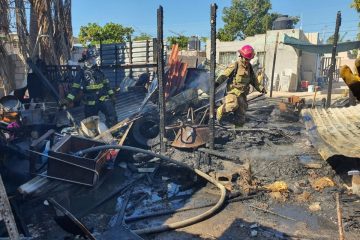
[238,45,255,60]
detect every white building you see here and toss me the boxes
[206,29,320,92]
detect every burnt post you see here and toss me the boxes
[269,32,279,98]
[326,11,341,108]
[157,6,166,153]
[209,3,217,150]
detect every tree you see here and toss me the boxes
[218,0,299,41]
[351,0,360,40]
[351,0,360,12]
[133,33,152,41]
[167,35,189,50]
[78,22,134,45]
[326,35,335,44]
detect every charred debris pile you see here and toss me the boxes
[1,5,360,240]
[1,45,359,239]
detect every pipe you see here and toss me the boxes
[75,145,226,235]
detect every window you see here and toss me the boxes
[257,51,265,68]
[219,51,237,66]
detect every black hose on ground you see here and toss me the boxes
[75,145,226,235]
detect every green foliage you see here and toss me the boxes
[167,35,189,50]
[200,36,208,44]
[326,35,335,44]
[351,0,360,12]
[351,0,360,40]
[133,33,152,41]
[218,0,299,41]
[78,22,134,45]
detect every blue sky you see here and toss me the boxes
[72,0,359,41]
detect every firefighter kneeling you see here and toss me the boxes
[216,45,267,127]
[60,46,118,128]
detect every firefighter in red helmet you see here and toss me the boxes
[216,45,267,127]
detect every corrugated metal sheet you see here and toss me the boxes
[100,40,158,88]
[68,87,149,124]
[302,105,360,160]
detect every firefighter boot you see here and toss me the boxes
[216,107,224,124]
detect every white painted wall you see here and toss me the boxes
[206,29,320,91]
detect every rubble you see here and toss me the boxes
[0,3,359,240]
[310,177,336,191]
[309,202,322,212]
[264,181,288,192]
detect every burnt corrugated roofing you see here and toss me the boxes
[68,87,149,124]
[302,105,360,160]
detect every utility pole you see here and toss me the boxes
[270,32,279,98]
[326,11,341,108]
[157,6,166,153]
[209,3,217,150]
[262,18,268,89]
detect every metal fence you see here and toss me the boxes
[320,56,341,81]
[100,39,158,88]
[44,39,159,97]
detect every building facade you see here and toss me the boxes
[206,29,320,92]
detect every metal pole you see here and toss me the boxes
[157,6,166,153]
[269,32,279,98]
[262,19,268,88]
[326,11,341,108]
[129,35,133,78]
[146,39,150,75]
[115,45,118,88]
[209,3,217,150]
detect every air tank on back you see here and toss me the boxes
[272,15,294,30]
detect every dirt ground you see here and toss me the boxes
[145,93,359,240]
[16,91,360,240]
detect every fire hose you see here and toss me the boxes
[75,145,226,235]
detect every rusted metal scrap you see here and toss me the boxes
[47,135,110,186]
[172,125,209,149]
[48,198,96,240]
[165,44,188,98]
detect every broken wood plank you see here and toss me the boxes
[336,193,345,240]
[198,148,241,162]
[0,175,20,239]
[94,116,140,140]
[17,175,50,195]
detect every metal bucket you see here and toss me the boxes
[172,125,209,149]
[0,95,22,112]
